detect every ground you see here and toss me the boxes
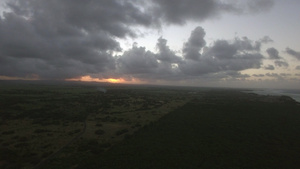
[0,81,299,169]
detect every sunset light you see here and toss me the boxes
[107,78,121,83]
[66,75,142,84]
[67,75,123,83]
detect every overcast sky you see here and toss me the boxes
[0,0,300,89]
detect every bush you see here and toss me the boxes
[34,129,51,133]
[115,129,129,136]
[95,129,105,135]
[95,123,103,127]
[2,130,15,135]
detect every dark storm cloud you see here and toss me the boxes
[5,0,155,37]
[274,60,289,68]
[264,65,275,70]
[286,47,300,60]
[266,47,281,59]
[150,0,219,24]
[150,0,274,24]
[0,0,155,79]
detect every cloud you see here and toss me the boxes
[179,27,263,76]
[0,0,277,84]
[151,0,219,24]
[234,37,261,51]
[259,36,273,43]
[245,0,274,13]
[117,42,182,81]
[266,73,284,80]
[264,65,275,70]
[183,26,206,60]
[150,0,274,24]
[118,44,158,74]
[0,0,157,79]
[223,71,251,80]
[205,37,261,61]
[286,47,300,60]
[279,73,291,77]
[253,74,265,77]
[266,47,281,59]
[6,0,156,37]
[200,71,251,82]
[156,37,182,63]
[274,60,289,68]
[265,73,292,81]
[0,0,279,85]
[115,26,265,83]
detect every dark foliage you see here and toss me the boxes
[77,90,300,169]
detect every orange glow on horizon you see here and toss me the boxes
[67,75,142,84]
[106,78,121,83]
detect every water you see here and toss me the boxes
[245,89,300,103]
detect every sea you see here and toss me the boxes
[244,89,300,103]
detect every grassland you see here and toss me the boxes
[0,81,194,169]
[1,81,300,169]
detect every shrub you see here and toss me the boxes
[95,123,103,127]
[115,129,129,136]
[2,130,15,135]
[95,129,105,135]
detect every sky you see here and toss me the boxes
[0,0,300,89]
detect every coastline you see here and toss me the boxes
[243,89,300,103]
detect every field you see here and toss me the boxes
[0,81,193,169]
[0,81,300,168]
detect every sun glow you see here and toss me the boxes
[66,75,142,84]
[106,78,121,83]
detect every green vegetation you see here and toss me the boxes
[1,82,299,168]
[76,90,300,169]
[0,81,190,169]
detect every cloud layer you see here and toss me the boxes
[1,0,299,87]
